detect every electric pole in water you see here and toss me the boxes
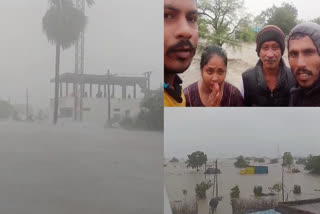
[74,0,85,121]
[282,157,285,202]
[107,69,111,122]
[143,71,152,95]
[215,159,218,197]
[26,88,29,121]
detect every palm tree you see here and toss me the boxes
[42,0,87,124]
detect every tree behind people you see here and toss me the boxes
[255,3,298,35]
[197,0,250,47]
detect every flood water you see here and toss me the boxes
[165,159,320,214]
[0,121,163,214]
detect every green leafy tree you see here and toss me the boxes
[255,3,298,35]
[195,180,212,199]
[283,152,293,167]
[135,88,164,130]
[238,26,256,43]
[170,157,179,163]
[186,151,207,171]
[230,185,240,198]
[197,0,250,47]
[312,17,320,25]
[42,0,87,124]
[305,155,320,174]
[234,156,249,168]
[296,158,307,165]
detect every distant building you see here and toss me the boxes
[50,73,149,124]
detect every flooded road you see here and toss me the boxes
[0,121,163,214]
[165,159,320,214]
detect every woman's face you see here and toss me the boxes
[201,55,227,90]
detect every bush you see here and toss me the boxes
[254,186,263,196]
[195,180,212,199]
[270,158,279,164]
[296,158,307,165]
[239,26,257,43]
[293,185,301,194]
[170,157,179,163]
[268,184,282,194]
[234,156,250,168]
[231,185,240,198]
[305,155,320,174]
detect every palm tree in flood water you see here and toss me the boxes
[42,0,87,124]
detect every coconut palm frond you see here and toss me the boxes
[86,0,95,7]
[48,0,74,7]
[42,3,87,49]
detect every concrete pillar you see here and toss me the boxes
[122,85,126,99]
[60,82,62,97]
[112,84,115,98]
[66,82,69,96]
[104,84,106,98]
[90,84,92,97]
[133,84,136,99]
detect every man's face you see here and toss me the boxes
[288,36,320,88]
[164,0,198,74]
[259,41,282,70]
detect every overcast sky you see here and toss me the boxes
[165,108,320,159]
[244,0,319,20]
[0,0,162,109]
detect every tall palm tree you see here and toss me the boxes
[42,0,87,124]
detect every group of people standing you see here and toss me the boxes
[164,0,320,107]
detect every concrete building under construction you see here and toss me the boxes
[50,72,149,124]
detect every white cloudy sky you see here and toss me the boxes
[165,108,320,159]
[244,0,319,20]
[0,0,162,109]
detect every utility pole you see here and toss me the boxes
[282,157,285,202]
[26,88,29,121]
[143,71,152,95]
[74,0,85,121]
[215,159,218,197]
[107,69,111,121]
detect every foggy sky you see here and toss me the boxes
[0,0,162,109]
[165,108,320,159]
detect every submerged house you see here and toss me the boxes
[240,166,268,175]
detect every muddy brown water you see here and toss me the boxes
[165,159,320,214]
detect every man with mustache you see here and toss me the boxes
[241,25,296,106]
[288,22,320,106]
[164,0,198,107]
